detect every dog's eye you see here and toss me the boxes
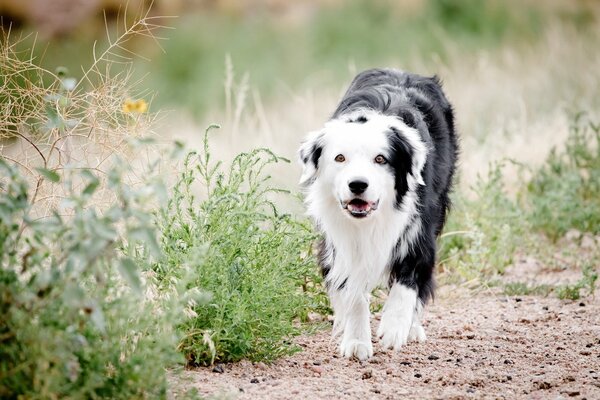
[374,155,387,164]
[335,154,345,163]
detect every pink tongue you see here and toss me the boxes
[348,201,369,212]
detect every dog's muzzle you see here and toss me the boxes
[341,198,379,218]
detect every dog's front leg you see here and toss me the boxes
[377,283,418,349]
[330,289,373,360]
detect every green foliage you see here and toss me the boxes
[154,126,325,365]
[0,160,181,399]
[503,282,553,297]
[439,162,526,280]
[524,114,600,241]
[555,261,598,300]
[441,114,599,299]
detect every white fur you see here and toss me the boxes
[300,109,429,359]
[377,284,419,349]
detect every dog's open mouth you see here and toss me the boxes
[341,199,379,218]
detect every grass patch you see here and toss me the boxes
[153,126,326,366]
[523,113,600,241]
[441,115,599,298]
[503,282,553,297]
[439,162,527,281]
[555,261,598,300]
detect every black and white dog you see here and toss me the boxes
[299,68,458,360]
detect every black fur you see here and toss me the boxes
[328,68,458,305]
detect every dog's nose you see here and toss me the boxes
[348,179,369,195]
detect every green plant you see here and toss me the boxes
[154,126,325,366]
[555,261,598,300]
[503,282,553,297]
[0,159,181,399]
[439,162,526,281]
[524,114,600,240]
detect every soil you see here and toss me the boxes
[172,240,600,400]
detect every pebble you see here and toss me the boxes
[386,368,393,375]
[250,378,259,384]
[362,370,373,380]
[212,364,224,373]
[428,354,439,360]
[255,362,268,370]
[414,373,422,378]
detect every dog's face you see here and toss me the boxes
[299,111,427,221]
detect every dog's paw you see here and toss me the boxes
[377,316,412,350]
[339,338,373,361]
[408,323,427,343]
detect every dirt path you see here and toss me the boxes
[174,288,600,399]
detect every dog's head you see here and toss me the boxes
[299,110,428,220]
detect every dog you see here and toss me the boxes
[298,68,458,360]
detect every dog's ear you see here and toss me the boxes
[298,131,324,186]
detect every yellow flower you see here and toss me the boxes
[122,98,148,114]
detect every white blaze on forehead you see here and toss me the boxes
[322,113,391,157]
[322,110,429,187]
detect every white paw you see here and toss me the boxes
[377,316,412,350]
[339,338,373,360]
[408,323,427,343]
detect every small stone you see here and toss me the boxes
[564,390,580,397]
[250,378,259,384]
[515,298,522,302]
[414,373,422,378]
[579,302,586,307]
[371,388,381,394]
[212,364,224,373]
[564,376,576,382]
[467,388,475,393]
[255,362,268,370]
[386,368,393,375]
[466,334,475,339]
[534,381,552,390]
[542,306,549,311]
[504,359,514,365]
[313,360,322,366]
[428,354,439,360]
[308,365,323,375]
[362,370,373,380]
[400,361,411,366]
[580,351,591,356]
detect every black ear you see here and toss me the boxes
[387,126,414,205]
[298,131,324,185]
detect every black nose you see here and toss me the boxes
[348,179,369,195]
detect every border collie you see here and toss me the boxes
[298,68,458,360]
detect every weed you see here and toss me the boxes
[153,125,325,366]
[439,162,527,281]
[503,282,553,297]
[524,114,600,241]
[555,261,598,300]
[0,159,181,399]
[0,11,184,398]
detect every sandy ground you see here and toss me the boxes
[173,286,600,400]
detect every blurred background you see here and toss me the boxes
[2,0,600,188]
